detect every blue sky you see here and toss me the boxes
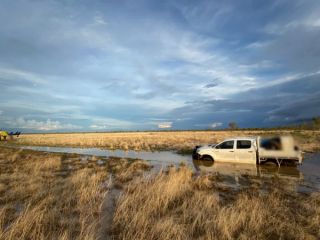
[0,0,320,132]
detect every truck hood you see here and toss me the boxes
[197,144,215,152]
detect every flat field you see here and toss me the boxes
[14,130,320,152]
[1,147,320,240]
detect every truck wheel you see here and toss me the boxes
[202,155,214,161]
[263,159,278,166]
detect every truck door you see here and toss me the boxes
[235,140,256,164]
[214,140,235,162]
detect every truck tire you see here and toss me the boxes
[202,155,214,161]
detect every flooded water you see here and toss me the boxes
[19,145,191,164]
[18,145,320,192]
[192,157,320,192]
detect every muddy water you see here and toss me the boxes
[193,157,319,192]
[18,146,320,192]
[19,146,191,164]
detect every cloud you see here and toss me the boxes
[172,73,320,128]
[90,124,108,130]
[89,117,137,130]
[0,0,319,131]
[5,118,82,131]
[133,91,155,100]
[158,122,172,129]
[0,68,46,85]
[211,122,223,128]
[204,83,218,88]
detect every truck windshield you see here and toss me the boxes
[216,141,234,149]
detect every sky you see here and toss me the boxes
[0,0,320,132]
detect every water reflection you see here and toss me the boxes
[192,159,303,180]
[18,145,191,163]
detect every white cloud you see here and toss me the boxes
[151,31,263,99]
[90,124,108,130]
[210,122,223,128]
[93,15,107,26]
[158,122,172,129]
[7,118,81,131]
[0,68,46,85]
[90,118,136,130]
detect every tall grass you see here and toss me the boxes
[0,147,149,240]
[0,148,107,239]
[111,166,320,240]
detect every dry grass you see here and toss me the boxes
[111,166,320,240]
[0,147,149,240]
[14,130,320,152]
[1,146,319,240]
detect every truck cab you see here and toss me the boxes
[194,135,302,166]
[194,137,257,164]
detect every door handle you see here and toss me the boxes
[229,151,234,152]
[248,151,253,153]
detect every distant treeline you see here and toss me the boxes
[225,116,320,131]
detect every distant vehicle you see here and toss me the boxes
[193,136,302,166]
[0,130,21,141]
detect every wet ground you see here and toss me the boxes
[16,145,320,192]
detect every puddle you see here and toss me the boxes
[17,145,320,192]
[18,145,191,165]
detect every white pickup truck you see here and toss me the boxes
[193,136,302,166]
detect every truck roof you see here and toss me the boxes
[223,137,257,141]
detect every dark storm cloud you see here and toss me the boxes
[170,74,320,128]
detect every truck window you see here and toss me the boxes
[237,140,251,149]
[216,140,234,149]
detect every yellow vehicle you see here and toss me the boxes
[0,130,21,141]
[0,131,9,141]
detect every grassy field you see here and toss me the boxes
[1,146,319,239]
[13,130,320,152]
[0,146,149,240]
[112,167,320,240]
